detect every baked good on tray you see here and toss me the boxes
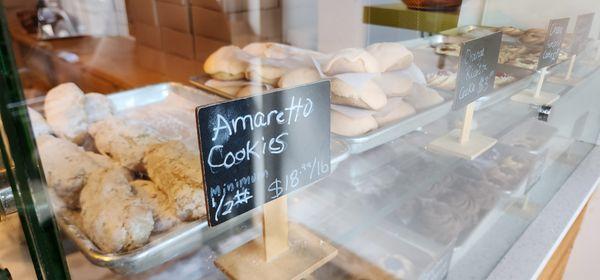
[331,78,388,110]
[323,48,380,75]
[277,67,321,89]
[366,42,414,72]
[203,46,248,80]
[497,26,524,37]
[144,141,206,221]
[28,107,52,137]
[89,117,164,172]
[44,82,88,144]
[37,134,123,209]
[403,85,444,111]
[373,73,414,97]
[331,109,378,137]
[131,180,179,233]
[372,98,416,126]
[245,63,286,86]
[80,168,154,253]
[519,28,546,45]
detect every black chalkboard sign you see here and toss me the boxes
[452,32,502,110]
[196,81,331,226]
[571,13,595,55]
[538,18,570,70]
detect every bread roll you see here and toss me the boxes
[28,107,52,136]
[373,72,414,97]
[404,85,444,110]
[366,42,414,72]
[84,93,114,124]
[237,85,269,98]
[44,83,88,144]
[203,46,247,80]
[245,64,286,85]
[331,110,378,137]
[373,98,416,126]
[331,78,387,110]
[242,42,287,59]
[277,68,321,88]
[323,48,380,75]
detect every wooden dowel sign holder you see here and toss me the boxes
[512,18,570,105]
[195,81,337,280]
[427,32,502,160]
[548,13,595,85]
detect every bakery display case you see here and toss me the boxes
[1,0,600,279]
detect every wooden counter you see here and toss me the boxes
[9,27,204,93]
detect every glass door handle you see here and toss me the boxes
[0,168,15,221]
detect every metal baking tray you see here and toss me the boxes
[334,99,453,154]
[57,82,351,274]
[189,75,237,99]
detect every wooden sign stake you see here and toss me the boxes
[215,196,338,280]
[548,55,583,85]
[511,67,560,105]
[427,102,497,160]
[262,196,289,262]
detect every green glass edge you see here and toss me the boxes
[363,5,459,33]
[0,3,70,280]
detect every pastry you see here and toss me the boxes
[80,168,154,253]
[435,42,461,56]
[520,28,546,45]
[144,141,206,221]
[416,199,463,243]
[323,48,380,75]
[494,73,516,87]
[88,117,164,172]
[84,93,114,124]
[403,85,444,110]
[426,70,456,91]
[372,98,416,126]
[373,72,414,97]
[437,190,480,227]
[237,84,269,98]
[277,67,321,89]
[44,83,88,144]
[498,26,524,37]
[203,46,247,80]
[331,78,387,110]
[366,42,414,72]
[331,109,378,137]
[37,134,117,209]
[245,63,286,85]
[511,57,538,70]
[28,107,52,136]
[131,180,179,232]
[204,79,244,96]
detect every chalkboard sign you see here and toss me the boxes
[538,18,570,70]
[571,13,595,55]
[452,32,502,110]
[196,81,331,226]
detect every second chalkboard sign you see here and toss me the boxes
[538,18,570,70]
[196,81,331,226]
[452,32,502,110]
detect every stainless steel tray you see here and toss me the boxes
[58,82,350,274]
[334,100,452,154]
[189,75,237,99]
